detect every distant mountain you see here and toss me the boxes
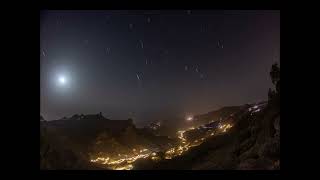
[192,106,242,127]
[145,106,242,137]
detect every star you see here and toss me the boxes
[195,67,199,73]
[129,23,134,30]
[217,40,224,49]
[139,40,144,49]
[106,47,110,54]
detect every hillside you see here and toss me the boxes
[40,99,279,170]
[133,100,279,170]
[146,106,242,138]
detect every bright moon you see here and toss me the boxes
[58,76,66,85]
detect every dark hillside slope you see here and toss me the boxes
[134,101,280,170]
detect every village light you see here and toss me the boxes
[186,116,193,121]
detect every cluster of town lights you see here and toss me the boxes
[90,122,233,170]
[164,123,232,159]
[90,148,153,170]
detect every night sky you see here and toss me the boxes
[40,10,280,125]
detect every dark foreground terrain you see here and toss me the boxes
[40,98,279,170]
